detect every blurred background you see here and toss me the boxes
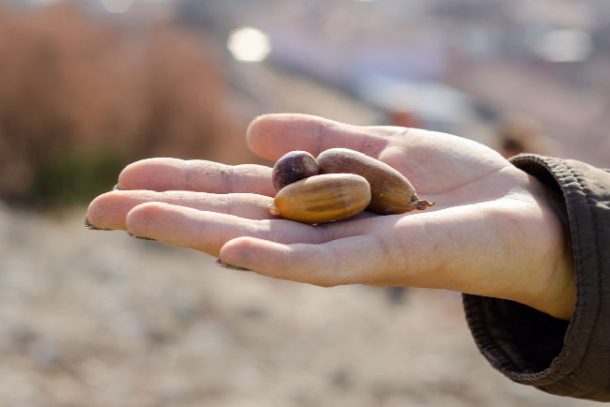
[0,0,609,406]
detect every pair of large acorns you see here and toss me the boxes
[269,148,434,224]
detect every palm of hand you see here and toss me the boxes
[87,114,574,318]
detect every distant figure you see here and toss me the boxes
[388,109,421,129]
[498,116,548,158]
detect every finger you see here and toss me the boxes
[125,202,328,257]
[117,158,274,196]
[247,113,390,160]
[86,190,274,230]
[218,235,395,287]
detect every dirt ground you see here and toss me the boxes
[0,204,601,407]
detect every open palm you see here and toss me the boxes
[87,114,574,319]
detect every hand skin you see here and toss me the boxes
[86,113,576,320]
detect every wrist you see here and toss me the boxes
[521,245,575,320]
[517,179,576,320]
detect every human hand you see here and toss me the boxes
[86,114,575,319]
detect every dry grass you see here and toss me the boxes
[0,3,241,205]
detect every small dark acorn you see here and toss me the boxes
[272,150,320,191]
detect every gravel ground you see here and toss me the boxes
[0,203,601,407]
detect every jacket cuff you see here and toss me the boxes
[463,154,610,401]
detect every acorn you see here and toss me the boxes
[317,148,434,214]
[270,173,371,224]
[272,150,320,192]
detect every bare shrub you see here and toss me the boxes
[0,3,241,205]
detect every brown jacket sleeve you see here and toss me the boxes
[463,154,610,401]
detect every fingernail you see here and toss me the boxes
[112,184,121,191]
[84,218,111,231]
[216,259,251,272]
[127,232,156,241]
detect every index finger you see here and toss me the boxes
[117,158,275,196]
[247,113,391,161]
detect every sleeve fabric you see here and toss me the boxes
[462,154,610,401]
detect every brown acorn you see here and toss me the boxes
[270,173,371,224]
[317,148,434,214]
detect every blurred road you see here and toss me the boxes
[0,205,600,407]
